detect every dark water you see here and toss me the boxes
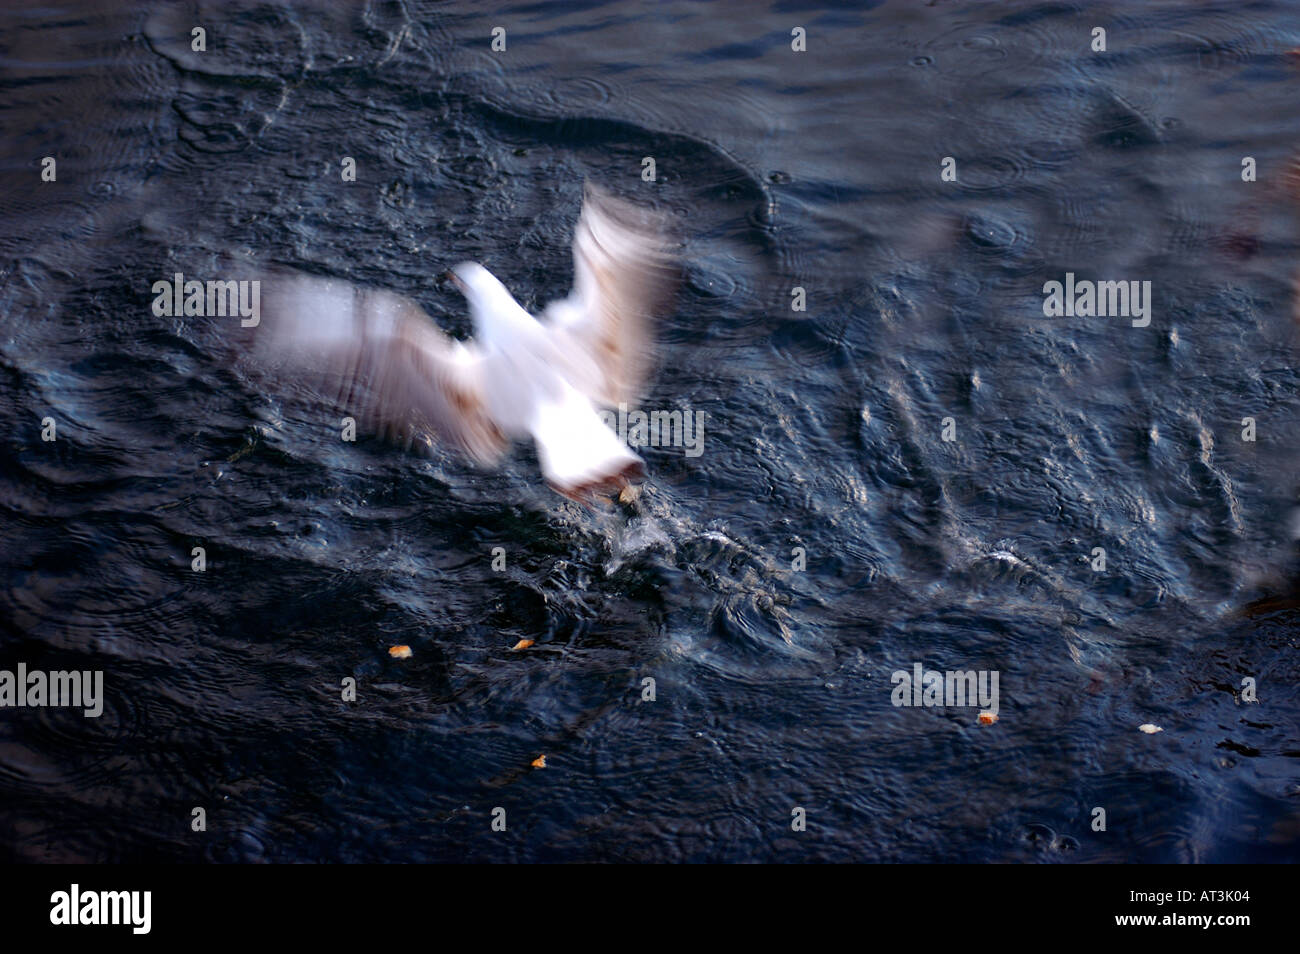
[2,0,1299,863]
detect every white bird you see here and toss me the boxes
[244,184,677,501]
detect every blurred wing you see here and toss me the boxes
[543,183,678,406]
[247,272,506,463]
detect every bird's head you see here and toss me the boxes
[448,262,507,301]
[447,262,526,345]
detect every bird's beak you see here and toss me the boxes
[445,270,466,294]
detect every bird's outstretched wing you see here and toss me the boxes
[245,272,507,463]
[544,183,678,406]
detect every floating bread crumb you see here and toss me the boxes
[1138,723,1163,734]
[531,754,547,769]
[978,711,998,725]
[388,645,412,659]
[512,639,535,651]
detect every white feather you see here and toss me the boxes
[243,185,675,501]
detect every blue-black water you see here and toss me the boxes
[2,0,1299,863]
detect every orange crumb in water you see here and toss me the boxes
[512,639,535,651]
[531,754,547,769]
[978,711,998,725]
[388,645,412,659]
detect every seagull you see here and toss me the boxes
[245,184,677,501]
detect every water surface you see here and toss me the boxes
[1,0,1299,862]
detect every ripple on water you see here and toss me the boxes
[919,17,1055,79]
[683,250,742,301]
[0,683,144,795]
[0,10,168,260]
[545,76,613,112]
[143,3,310,81]
[958,154,1032,195]
[1166,13,1289,74]
[461,57,615,126]
[144,4,307,157]
[962,212,1043,276]
[11,821,130,863]
[1021,138,1080,167]
[965,214,1019,250]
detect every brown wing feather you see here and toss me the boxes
[545,184,678,406]
[243,272,506,463]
